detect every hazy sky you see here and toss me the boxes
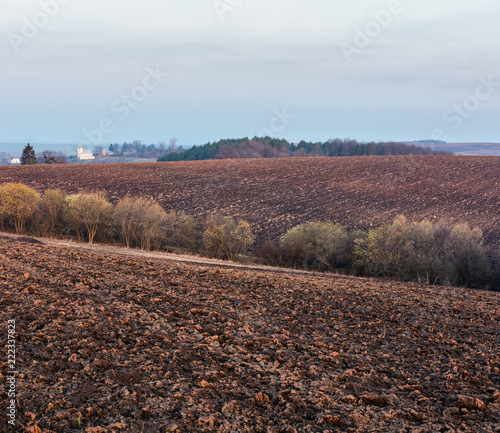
[1,0,499,153]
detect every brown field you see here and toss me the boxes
[0,156,499,246]
[0,235,499,432]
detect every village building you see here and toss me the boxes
[77,145,95,160]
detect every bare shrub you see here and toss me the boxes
[280,221,348,271]
[40,189,66,236]
[383,215,412,278]
[406,220,450,285]
[164,211,198,253]
[445,223,488,288]
[64,192,112,244]
[0,183,40,233]
[487,248,500,291]
[203,216,254,260]
[353,216,491,288]
[114,196,145,248]
[353,225,390,277]
[114,196,171,251]
[254,240,282,267]
[138,200,169,251]
[63,194,84,241]
[354,215,418,279]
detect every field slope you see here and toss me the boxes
[0,236,499,432]
[0,156,499,246]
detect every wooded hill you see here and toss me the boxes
[158,137,451,161]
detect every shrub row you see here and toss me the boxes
[256,217,500,291]
[0,183,253,258]
[1,182,498,290]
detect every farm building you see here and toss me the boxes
[10,157,21,164]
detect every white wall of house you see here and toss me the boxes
[77,145,95,160]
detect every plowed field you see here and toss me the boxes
[0,236,499,432]
[0,156,498,246]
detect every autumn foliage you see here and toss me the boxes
[203,216,254,260]
[256,215,497,290]
[0,181,498,290]
[0,183,40,233]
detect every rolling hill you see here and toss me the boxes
[0,156,498,247]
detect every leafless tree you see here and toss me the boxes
[38,150,67,164]
[169,138,178,150]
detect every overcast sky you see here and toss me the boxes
[1,0,499,153]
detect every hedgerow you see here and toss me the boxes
[1,182,497,291]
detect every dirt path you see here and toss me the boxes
[0,231,335,278]
[1,235,499,432]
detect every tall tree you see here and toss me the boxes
[169,138,178,150]
[20,143,37,165]
[158,141,165,154]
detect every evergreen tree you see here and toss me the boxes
[20,143,37,165]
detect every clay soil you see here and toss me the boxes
[0,236,499,432]
[0,156,499,246]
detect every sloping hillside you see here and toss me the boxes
[1,236,499,432]
[0,156,499,246]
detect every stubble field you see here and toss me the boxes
[0,156,499,246]
[0,235,499,432]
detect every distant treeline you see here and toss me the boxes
[103,138,181,159]
[158,137,451,162]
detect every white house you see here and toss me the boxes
[10,157,21,164]
[77,145,95,160]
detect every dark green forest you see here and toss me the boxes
[158,137,451,161]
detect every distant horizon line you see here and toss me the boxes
[2,139,500,158]
[5,140,500,146]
